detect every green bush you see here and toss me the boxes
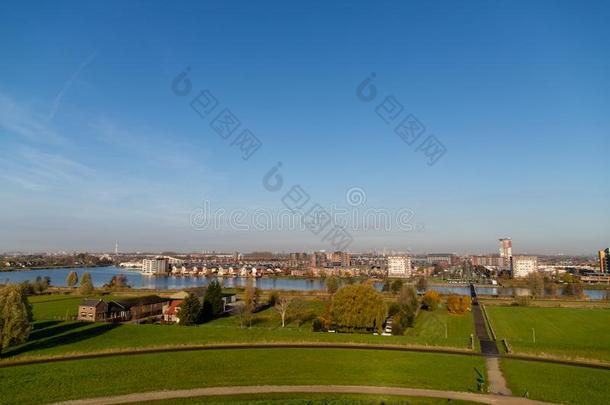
[387,302,400,317]
[312,317,328,332]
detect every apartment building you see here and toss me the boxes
[387,256,412,278]
[511,255,538,278]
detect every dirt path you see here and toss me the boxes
[51,385,552,405]
[487,357,512,396]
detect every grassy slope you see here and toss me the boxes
[0,349,485,405]
[500,359,610,405]
[486,306,610,362]
[3,296,474,359]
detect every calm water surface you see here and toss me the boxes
[1,266,606,299]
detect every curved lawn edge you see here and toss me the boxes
[50,385,551,405]
[1,342,609,371]
[0,342,475,367]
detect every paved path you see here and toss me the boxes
[470,284,512,395]
[486,357,513,396]
[51,385,553,405]
[470,285,499,356]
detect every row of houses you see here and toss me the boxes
[77,290,236,324]
[169,265,283,277]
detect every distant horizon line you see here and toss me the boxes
[2,250,600,258]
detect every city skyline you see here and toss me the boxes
[1,1,609,254]
[2,241,603,258]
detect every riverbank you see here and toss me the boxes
[1,266,609,299]
[1,263,114,272]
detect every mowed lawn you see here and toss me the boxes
[29,294,86,320]
[2,295,475,359]
[501,359,610,405]
[486,305,610,362]
[0,349,486,405]
[406,306,475,349]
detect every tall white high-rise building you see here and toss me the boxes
[142,257,169,275]
[498,238,512,270]
[511,256,538,278]
[387,256,412,278]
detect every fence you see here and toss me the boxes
[480,303,497,341]
[502,338,512,353]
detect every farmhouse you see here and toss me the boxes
[77,299,108,322]
[77,295,171,322]
[107,301,129,321]
[111,295,170,321]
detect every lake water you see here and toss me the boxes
[1,266,607,299]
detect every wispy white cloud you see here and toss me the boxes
[90,117,210,170]
[0,91,98,192]
[0,92,64,144]
[0,173,48,192]
[0,91,217,241]
[48,52,97,120]
[0,146,95,192]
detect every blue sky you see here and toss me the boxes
[0,0,608,254]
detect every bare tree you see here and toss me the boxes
[244,284,260,313]
[233,302,250,328]
[274,295,293,327]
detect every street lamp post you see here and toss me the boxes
[532,327,536,343]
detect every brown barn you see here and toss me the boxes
[108,295,170,321]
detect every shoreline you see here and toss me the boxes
[1,263,114,272]
[2,266,609,296]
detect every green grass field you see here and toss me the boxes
[0,349,486,405]
[3,295,474,360]
[29,294,86,320]
[500,359,610,405]
[486,305,610,362]
[407,307,475,349]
